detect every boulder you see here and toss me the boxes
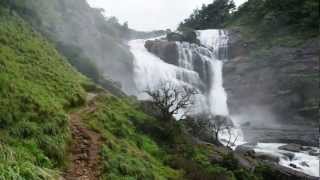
[145,40,179,66]
[289,163,299,169]
[235,143,256,157]
[266,162,318,180]
[308,150,320,156]
[301,146,313,151]
[300,161,310,167]
[255,152,280,163]
[281,152,295,161]
[279,144,303,152]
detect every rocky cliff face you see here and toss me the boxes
[225,30,319,145]
[145,40,179,66]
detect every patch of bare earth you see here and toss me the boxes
[64,94,103,180]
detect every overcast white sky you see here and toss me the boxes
[87,0,247,31]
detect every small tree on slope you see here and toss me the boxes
[145,82,198,121]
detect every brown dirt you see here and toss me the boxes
[64,94,103,180]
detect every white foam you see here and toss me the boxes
[254,143,319,177]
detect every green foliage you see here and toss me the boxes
[180,0,318,44]
[0,7,87,179]
[221,153,239,171]
[179,0,235,30]
[82,95,183,180]
[228,0,318,38]
[254,165,278,180]
[233,169,258,180]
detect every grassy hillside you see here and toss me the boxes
[0,7,89,179]
[0,0,137,93]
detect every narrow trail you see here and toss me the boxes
[64,93,103,180]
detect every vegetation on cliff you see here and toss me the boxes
[179,0,236,30]
[180,0,318,34]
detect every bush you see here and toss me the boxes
[221,153,239,171]
[9,121,39,139]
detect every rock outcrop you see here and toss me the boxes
[145,40,179,66]
[225,30,319,146]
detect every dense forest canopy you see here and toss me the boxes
[179,0,319,36]
[179,0,236,30]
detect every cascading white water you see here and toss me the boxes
[208,52,229,116]
[129,30,319,177]
[197,30,319,177]
[197,30,245,147]
[197,30,230,116]
[129,39,207,115]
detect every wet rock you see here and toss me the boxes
[279,144,303,152]
[226,31,319,146]
[300,161,310,167]
[281,152,295,160]
[308,150,320,156]
[289,163,299,169]
[235,143,256,157]
[301,146,312,151]
[255,152,280,163]
[266,162,318,180]
[145,40,179,66]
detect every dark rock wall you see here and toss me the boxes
[145,40,179,66]
[225,30,319,145]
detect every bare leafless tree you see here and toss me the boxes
[183,113,233,145]
[145,81,198,121]
[209,115,231,143]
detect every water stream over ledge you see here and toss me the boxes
[128,30,319,177]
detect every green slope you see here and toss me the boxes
[0,8,88,179]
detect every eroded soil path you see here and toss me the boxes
[64,93,103,180]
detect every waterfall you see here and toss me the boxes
[128,30,234,117]
[197,30,245,147]
[128,39,205,107]
[198,29,230,116]
[128,30,319,177]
